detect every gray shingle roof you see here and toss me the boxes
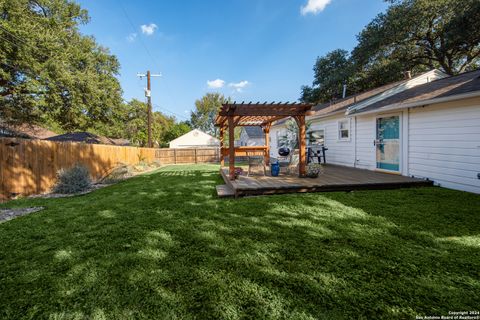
[274,79,408,125]
[0,124,57,139]
[349,69,480,115]
[46,132,118,145]
[243,126,264,138]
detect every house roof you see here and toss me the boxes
[272,79,409,126]
[110,138,131,146]
[0,124,57,139]
[242,126,264,138]
[168,129,219,145]
[348,69,480,115]
[46,132,117,145]
[272,69,449,126]
[313,79,410,117]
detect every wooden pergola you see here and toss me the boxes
[215,101,314,180]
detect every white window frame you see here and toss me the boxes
[337,119,351,141]
[307,128,325,146]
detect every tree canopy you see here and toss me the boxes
[95,99,190,147]
[0,0,123,130]
[301,0,480,104]
[190,93,230,136]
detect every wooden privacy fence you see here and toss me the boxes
[0,138,220,200]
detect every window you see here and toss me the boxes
[338,119,350,140]
[307,129,325,146]
[276,131,284,148]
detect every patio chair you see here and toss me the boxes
[246,151,266,176]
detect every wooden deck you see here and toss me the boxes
[218,165,433,198]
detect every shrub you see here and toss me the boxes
[102,164,133,183]
[53,165,92,194]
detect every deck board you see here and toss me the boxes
[218,164,433,197]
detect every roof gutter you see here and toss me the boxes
[271,109,347,127]
[346,90,480,117]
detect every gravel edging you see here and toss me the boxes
[27,166,163,200]
[0,207,44,223]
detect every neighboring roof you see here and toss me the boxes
[46,132,117,145]
[242,126,264,139]
[0,124,57,139]
[168,129,219,145]
[348,69,480,115]
[110,138,131,146]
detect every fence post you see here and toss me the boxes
[194,149,197,164]
[174,149,176,164]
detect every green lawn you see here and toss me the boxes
[1,165,479,319]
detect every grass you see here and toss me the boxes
[0,164,479,319]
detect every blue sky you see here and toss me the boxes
[77,0,388,121]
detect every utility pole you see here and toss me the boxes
[137,71,161,148]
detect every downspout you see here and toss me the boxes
[353,116,357,168]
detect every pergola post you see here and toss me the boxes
[295,115,307,177]
[219,126,225,166]
[228,116,235,180]
[263,124,271,165]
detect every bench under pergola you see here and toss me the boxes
[215,102,314,180]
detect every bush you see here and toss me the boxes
[53,165,92,194]
[102,164,133,183]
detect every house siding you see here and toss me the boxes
[270,97,480,194]
[310,116,355,167]
[355,115,376,170]
[407,97,480,193]
[269,126,286,158]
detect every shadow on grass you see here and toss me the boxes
[0,164,479,319]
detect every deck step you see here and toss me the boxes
[216,184,235,198]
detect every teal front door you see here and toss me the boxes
[376,115,400,172]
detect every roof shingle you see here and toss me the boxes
[349,69,480,115]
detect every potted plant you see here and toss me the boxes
[306,163,323,178]
[234,167,244,178]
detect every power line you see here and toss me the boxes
[154,104,189,121]
[118,0,182,121]
[118,1,159,68]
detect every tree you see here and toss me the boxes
[352,0,480,76]
[0,0,123,130]
[300,49,354,103]
[190,93,230,136]
[95,99,177,147]
[301,0,480,104]
[278,119,312,150]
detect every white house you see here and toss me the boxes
[238,126,265,146]
[168,129,219,148]
[270,69,480,193]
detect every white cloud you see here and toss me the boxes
[141,23,158,35]
[207,79,225,89]
[300,0,332,15]
[126,33,137,42]
[229,80,249,92]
